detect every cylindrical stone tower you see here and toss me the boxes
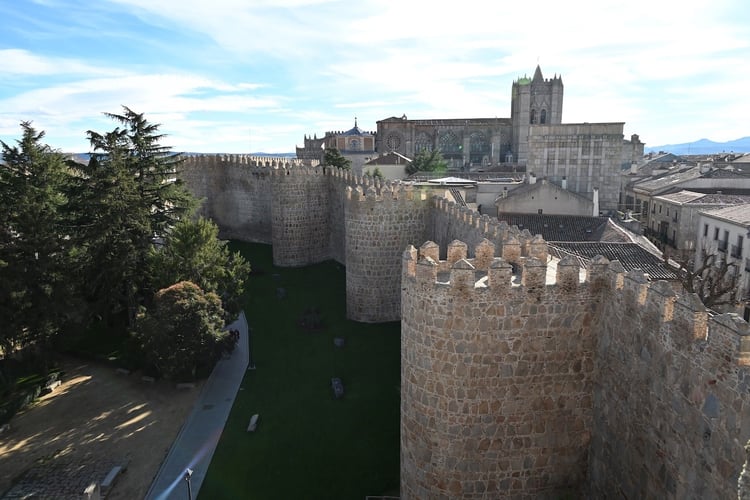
[344,183,429,322]
[270,166,331,266]
[401,241,596,498]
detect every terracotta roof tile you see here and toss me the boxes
[548,242,676,280]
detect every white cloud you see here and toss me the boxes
[2,0,749,152]
[0,49,121,77]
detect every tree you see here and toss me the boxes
[147,217,251,318]
[372,167,384,180]
[406,148,448,175]
[88,107,197,236]
[0,122,74,355]
[75,107,198,324]
[663,249,741,309]
[323,147,351,170]
[67,137,147,324]
[133,281,229,380]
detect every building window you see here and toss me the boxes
[530,109,536,124]
[733,235,745,258]
[540,109,547,124]
[659,205,662,214]
[714,227,719,240]
[719,230,729,252]
[703,224,708,237]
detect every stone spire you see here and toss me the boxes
[532,64,544,83]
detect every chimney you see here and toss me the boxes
[630,161,638,174]
[561,176,567,190]
[593,187,600,216]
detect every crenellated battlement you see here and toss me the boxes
[402,239,600,293]
[611,267,750,367]
[180,153,316,171]
[326,129,376,136]
[345,182,427,203]
[402,240,750,369]
[430,196,549,264]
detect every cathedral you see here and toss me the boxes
[377,64,563,169]
[298,66,644,212]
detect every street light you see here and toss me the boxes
[184,468,193,500]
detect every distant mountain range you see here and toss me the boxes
[645,137,750,155]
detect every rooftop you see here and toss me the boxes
[365,152,411,166]
[632,165,703,194]
[700,203,750,227]
[654,190,706,204]
[497,214,627,243]
[548,242,677,280]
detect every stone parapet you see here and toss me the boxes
[589,260,750,499]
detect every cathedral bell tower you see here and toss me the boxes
[510,65,563,165]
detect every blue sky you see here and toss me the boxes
[1,0,749,154]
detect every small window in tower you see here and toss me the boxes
[530,109,536,124]
[540,109,547,124]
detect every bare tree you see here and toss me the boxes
[663,248,741,309]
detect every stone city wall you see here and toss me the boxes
[588,266,750,499]
[400,241,605,499]
[430,197,547,263]
[179,154,300,243]
[178,155,750,497]
[344,183,430,322]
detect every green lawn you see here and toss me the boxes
[199,242,401,500]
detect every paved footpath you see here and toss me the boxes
[145,311,249,500]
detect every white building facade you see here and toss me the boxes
[695,204,750,317]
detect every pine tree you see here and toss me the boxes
[74,107,198,324]
[0,122,73,354]
[147,217,251,318]
[323,147,351,170]
[406,148,448,175]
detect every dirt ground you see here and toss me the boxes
[0,356,203,499]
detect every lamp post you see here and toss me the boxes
[184,468,193,500]
[248,327,256,370]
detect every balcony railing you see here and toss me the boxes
[718,240,728,253]
[731,245,743,259]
